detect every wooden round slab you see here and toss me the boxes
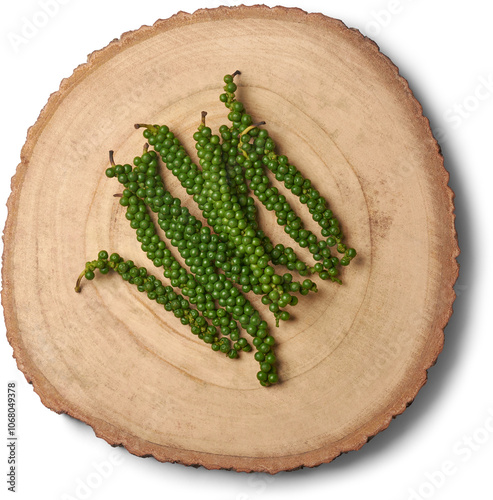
[2,6,458,473]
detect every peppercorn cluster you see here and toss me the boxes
[75,72,356,386]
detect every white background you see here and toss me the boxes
[0,1,491,499]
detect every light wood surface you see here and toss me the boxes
[2,6,459,473]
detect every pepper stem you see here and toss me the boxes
[201,111,207,126]
[134,123,158,134]
[232,70,241,78]
[74,270,86,293]
[109,150,115,167]
[239,121,266,137]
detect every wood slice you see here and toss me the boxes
[2,6,459,473]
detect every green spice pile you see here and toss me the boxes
[75,72,356,386]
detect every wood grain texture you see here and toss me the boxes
[2,5,459,473]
